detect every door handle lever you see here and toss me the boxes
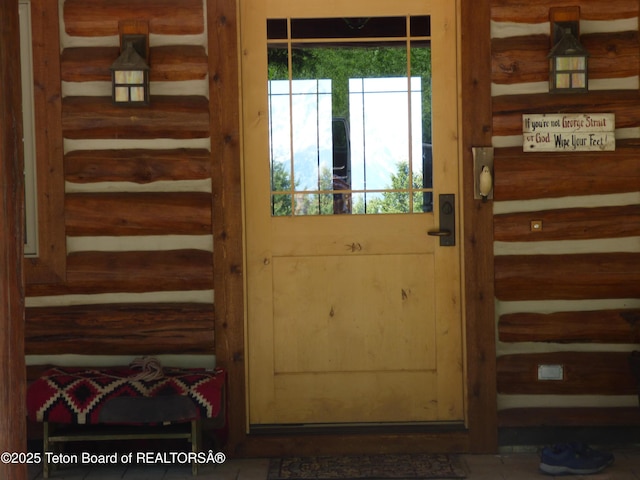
[427,230,451,237]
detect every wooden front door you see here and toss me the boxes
[241,0,463,426]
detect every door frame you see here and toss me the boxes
[0,1,28,478]
[211,0,496,455]
[243,0,464,428]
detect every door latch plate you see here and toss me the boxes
[439,193,455,247]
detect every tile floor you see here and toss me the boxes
[26,447,640,480]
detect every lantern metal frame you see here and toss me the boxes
[110,34,150,106]
[548,24,589,94]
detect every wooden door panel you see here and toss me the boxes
[270,216,437,257]
[272,371,439,423]
[273,254,436,374]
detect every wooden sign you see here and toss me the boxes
[523,113,615,152]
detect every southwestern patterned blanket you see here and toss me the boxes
[27,366,225,425]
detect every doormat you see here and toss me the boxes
[268,453,466,480]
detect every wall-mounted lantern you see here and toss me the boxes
[110,34,150,106]
[548,24,589,94]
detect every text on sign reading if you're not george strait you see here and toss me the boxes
[522,113,615,152]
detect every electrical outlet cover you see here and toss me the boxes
[538,364,564,381]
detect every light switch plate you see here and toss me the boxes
[538,364,564,381]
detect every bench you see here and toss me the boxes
[26,358,226,478]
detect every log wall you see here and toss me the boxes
[20,0,640,442]
[491,0,640,428]
[24,0,218,358]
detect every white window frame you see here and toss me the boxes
[19,0,39,257]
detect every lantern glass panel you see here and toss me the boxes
[115,86,130,102]
[556,56,585,71]
[555,73,570,89]
[114,70,144,85]
[572,73,586,88]
[130,86,146,102]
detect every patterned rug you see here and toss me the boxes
[27,366,225,425]
[268,454,466,479]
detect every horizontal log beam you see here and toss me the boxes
[63,0,204,36]
[25,303,214,355]
[61,46,208,83]
[151,46,208,82]
[492,91,640,137]
[492,32,639,85]
[65,149,211,184]
[26,249,213,296]
[582,32,640,80]
[499,407,640,427]
[494,205,640,242]
[499,309,640,343]
[62,96,210,140]
[491,0,638,23]
[493,146,640,200]
[27,366,52,383]
[497,351,637,395]
[66,192,212,236]
[495,252,640,301]
[61,47,119,83]
[492,35,548,85]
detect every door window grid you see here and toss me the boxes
[267,16,432,216]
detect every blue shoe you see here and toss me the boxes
[539,443,614,475]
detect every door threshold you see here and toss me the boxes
[250,421,466,436]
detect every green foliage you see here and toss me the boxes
[274,161,427,216]
[352,161,423,214]
[271,164,336,216]
[271,161,292,216]
[294,167,334,216]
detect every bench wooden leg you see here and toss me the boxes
[191,420,201,476]
[38,418,217,478]
[43,422,51,479]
